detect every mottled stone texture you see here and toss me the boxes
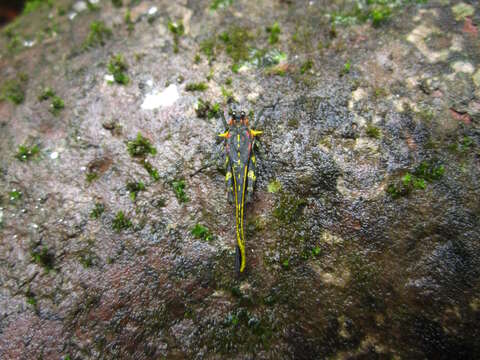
[0,0,479,359]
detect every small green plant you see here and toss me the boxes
[127,181,145,200]
[38,87,55,101]
[143,160,160,181]
[31,246,55,271]
[185,82,208,92]
[127,133,157,157]
[370,6,391,27]
[125,10,134,33]
[108,54,129,85]
[111,0,122,7]
[195,99,220,119]
[86,172,98,183]
[282,259,289,268]
[16,144,39,161]
[340,60,351,76]
[172,179,189,203]
[200,38,217,62]
[112,211,132,231]
[219,26,253,68]
[266,22,281,44]
[168,20,184,53]
[83,21,112,48]
[191,224,213,241]
[1,78,26,104]
[312,246,321,256]
[23,0,52,15]
[194,54,201,64]
[210,0,233,10]
[267,180,281,193]
[366,124,381,139]
[49,95,64,115]
[90,202,105,219]
[300,59,313,74]
[9,189,22,201]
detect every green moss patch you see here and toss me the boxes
[191,224,213,241]
[266,22,281,45]
[195,99,220,119]
[210,0,233,10]
[112,211,132,231]
[107,54,129,85]
[387,161,445,198]
[90,202,105,219]
[83,21,112,48]
[143,160,160,181]
[31,245,55,272]
[127,181,145,201]
[172,179,189,203]
[185,82,208,92]
[168,20,184,53]
[1,75,28,104]
[127,133,156,157]
[365,124,381,139]
[16,144,39,161]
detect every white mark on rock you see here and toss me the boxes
[68,12,77,20]
[104,74,114,83]
[451,61,474,74]
[148,6,158,15]
[50,151,59,159]
[146,79,153,87]
[73,1,87,12]
[23,40,35,47]
[141,84,179,110]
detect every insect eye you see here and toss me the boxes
[232,111,236,116]
[240,111,246,118]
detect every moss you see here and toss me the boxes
[1,77,26,104]
[369,5,392,27]
[300,59,313,74]
[387,161,444,198]
[225,77,232,86]
[266,22,281,45]
[83,21,112,48]
[267,180,281,193]
[112,211,132,231]
[49,95,64,115]
[31,246,55,271]
[127,133,156,157]
[86,172,98,183]
[414,161,444,181]
[9,189,22,201]
[195,99,220,119]
[210,0,233,10]
[168,20,184,53]
[23,0,52,15]
[194,54,201,64]
[221,86,234,101]
[111,0,122,7]
[200,38,217,62]
[38,87,55,101]
[365,124,381,139]
[90,202,105,219]
[273,193,307,225]
[108,54,129,85]
[185,82,208,92]
[124,10,134,33]
[219,26,253,67]
[287,118,299,128]
[26,290,37,307]
[340,60,351,76]
[143,160,160,181]
[127,181,146,201]
[16,144,39,161]
[191,224,213,241]
[172,179,189,203]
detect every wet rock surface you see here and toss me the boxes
[0,0,479,359]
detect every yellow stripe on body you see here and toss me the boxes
[240,165,248,272]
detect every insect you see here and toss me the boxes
[218,108,262,275]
